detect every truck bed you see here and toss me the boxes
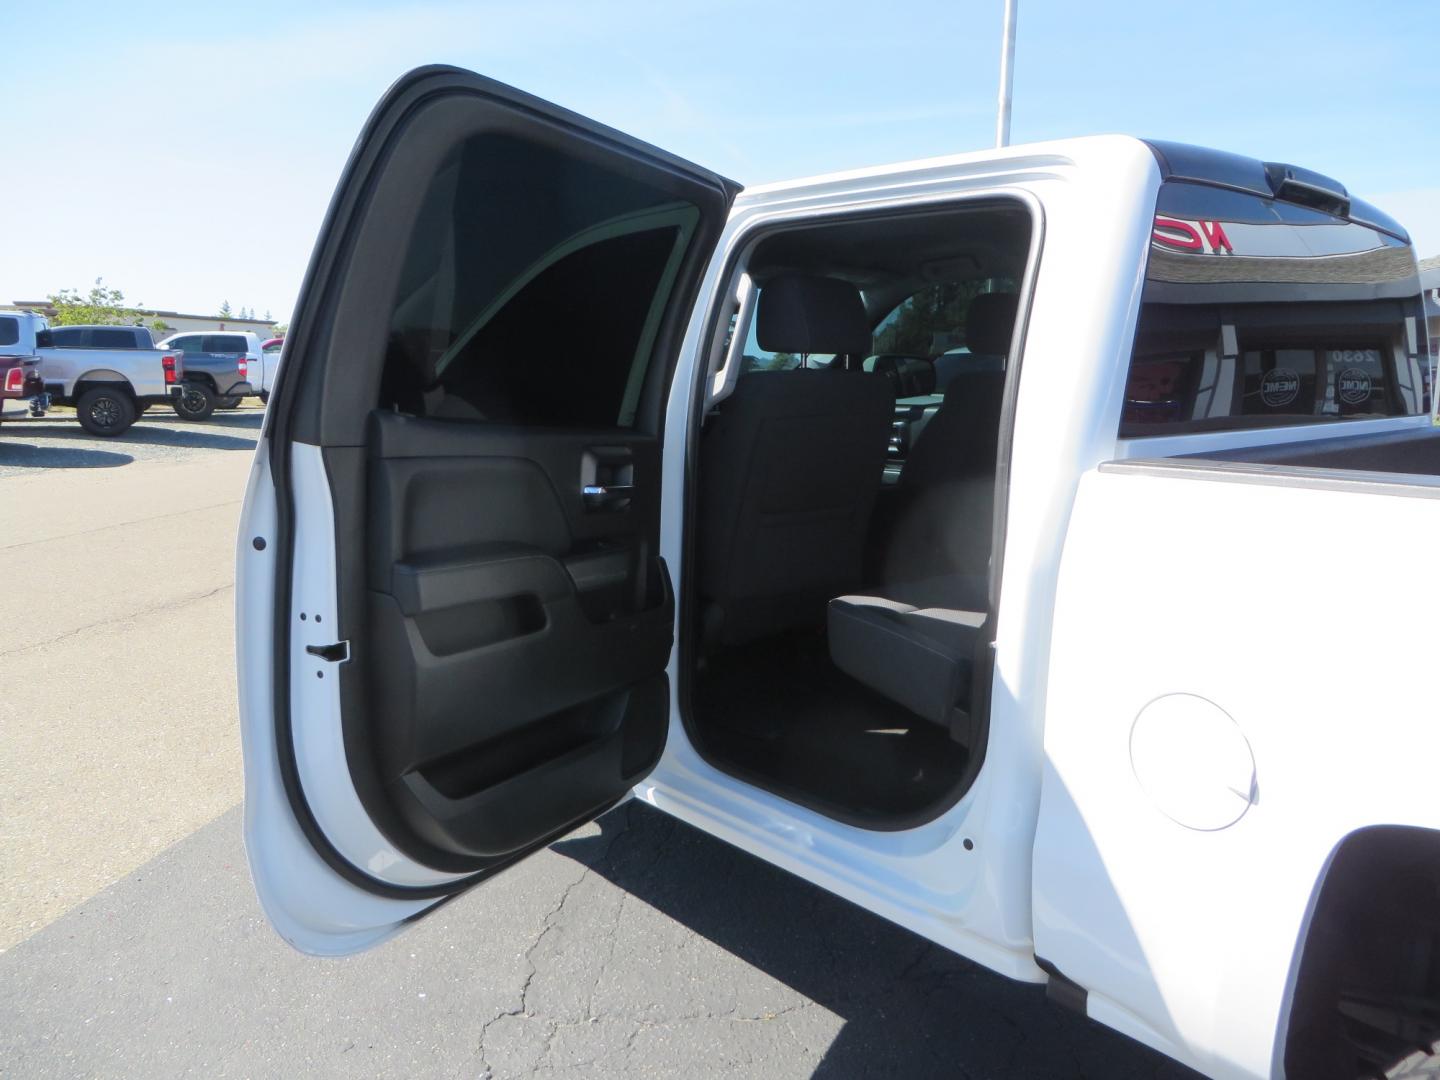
[1195,426,1440,478]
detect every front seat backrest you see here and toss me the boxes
[699,275,893,646]
[934,291,1019,389]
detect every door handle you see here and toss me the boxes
[582,483,634,513]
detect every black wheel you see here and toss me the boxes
[76,386,137,436]
[173,383,217,421]
[219,395,242,409]
[134,402,150,416]
[258,390,269,405]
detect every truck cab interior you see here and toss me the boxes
[340,116,1035,869]
[686,202,1033,827]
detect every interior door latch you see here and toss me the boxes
[305,640,351,663]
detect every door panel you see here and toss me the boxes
[364,412,674,858]
[240,65,736,952]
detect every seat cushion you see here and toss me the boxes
[827,594,984,728]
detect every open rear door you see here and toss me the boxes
[236,66,736,955]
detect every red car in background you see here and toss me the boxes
[260,337,283,403]
[0,352,43,427]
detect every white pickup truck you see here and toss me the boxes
[0,313,183,435]
[236,68,1439,1080]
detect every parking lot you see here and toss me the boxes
[0,405,1194,1079]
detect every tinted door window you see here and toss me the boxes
[49,328,86,347]
[381,133,702,428]
[205,335,247,353]
[0,317,17,347]
[168,335,201,352]
[90,327,140,348]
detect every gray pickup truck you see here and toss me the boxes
[0,314,184,435]
[154,332,258,419]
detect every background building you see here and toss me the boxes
[0,301,278,337]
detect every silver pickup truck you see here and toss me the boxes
[0,313,183,435]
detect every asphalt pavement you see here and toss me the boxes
[0,406,1198,1079]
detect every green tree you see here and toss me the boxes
[47,278,133,326]
[150,319,172,333]
[219,300,233,319]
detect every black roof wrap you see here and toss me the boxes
[1142,139,1409,243]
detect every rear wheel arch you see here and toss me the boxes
[1284,826,1440,1079]
[74,371,135,394]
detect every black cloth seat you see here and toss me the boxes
[833,293,1017,732]
[932,291,1019,391]
[699,275,893,647]
[827,594,984,730]
[875,293,1017,610]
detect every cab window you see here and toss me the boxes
[90,327,140,348]
[1121,182,1427,437]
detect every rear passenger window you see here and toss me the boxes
[49,328,86,347]
[382,133,702,428]
[1121,182,1428,437]
[90,328,139,348]
[0,317,17,347]
[204,335,246,353]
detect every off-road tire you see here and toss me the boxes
[76,386,137,437]
[173,383,217,422]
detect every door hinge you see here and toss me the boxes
[305,640,351,663]
[1035,955,1088,1014]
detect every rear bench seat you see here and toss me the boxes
[827,594,984,738]
[825,294,1016,743]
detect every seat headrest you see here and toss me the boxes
[965,293,1019,357]
[756,275,871,356]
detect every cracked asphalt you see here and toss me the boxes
[0,406,1199,1079]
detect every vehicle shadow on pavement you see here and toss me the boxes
[0,441,133,469]
[557,803,1197,1080]
[6,420,260,453]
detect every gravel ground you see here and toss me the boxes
[0,402,264,479]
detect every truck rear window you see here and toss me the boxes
[90,328,141,348]
[1121,182,1430,438]
[0,317,17,347]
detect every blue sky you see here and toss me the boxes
[3,0,1436,322]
